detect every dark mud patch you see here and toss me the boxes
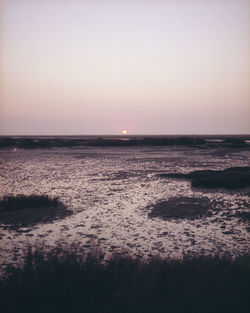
[231,211,250,232]
[232,212,250,222]
[148,197,217,220]
[159,166,250,190]
[92,170,152,182]
[111,170,144,180]
[0,195,72,230]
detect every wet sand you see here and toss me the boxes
[0,145,249,271]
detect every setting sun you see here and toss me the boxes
[122,130,127,135]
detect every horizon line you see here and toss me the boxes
[1,133,250,137]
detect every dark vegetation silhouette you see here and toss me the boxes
[225,137,246,145]
[0,245,249,313]
[159,166,250,189]
[148,196,215,220]
[233,212,250,222]
[0,194,71,229]
[0,194,59,211]
[0,135,249,149]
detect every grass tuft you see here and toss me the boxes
[148,197,214,220]
[233,212,250,222]
[191,169,250,189]
[159,166,250,190]
[0,194,71,229]
[0,246,250,313]
[0,194,60,211]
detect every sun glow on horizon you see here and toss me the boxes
[0,0,249,135]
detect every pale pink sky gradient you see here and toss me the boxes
[0,0,249,135]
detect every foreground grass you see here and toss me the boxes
[0,195,71,229]
[1,247,250,313]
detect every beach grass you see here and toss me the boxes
[191,168,250,189]
[233,212,250,222]
[0,194,71,229]
[159,166,250,190]
[0,194,60,211]
[0,245,249,313]
[148,196,214,220]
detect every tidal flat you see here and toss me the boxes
[0,137,249,271]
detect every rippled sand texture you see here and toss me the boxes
[0,146,249,269]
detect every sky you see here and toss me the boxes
[0,0,249,135]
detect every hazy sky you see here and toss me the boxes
[0,0,249,135]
